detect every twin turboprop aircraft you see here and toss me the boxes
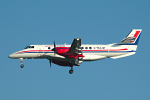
[9,29,142,74]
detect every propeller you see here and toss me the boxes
[49,60,52,68]
[52,41,57,55]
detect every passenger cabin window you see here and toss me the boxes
[48,47,51,49]
[85,47,88,49]
[89,47,92,49]
[82,47,84,49]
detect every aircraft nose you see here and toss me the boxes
[8,53,16,58]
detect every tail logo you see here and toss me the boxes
[131,31,141,43]
[120,29,142,45]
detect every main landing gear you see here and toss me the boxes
[20,58,24,68]
[69,67,73,74]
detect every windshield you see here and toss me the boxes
[24,45,34,49]
[25,46,29,49]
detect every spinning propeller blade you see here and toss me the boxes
[49,60,52,68]
[52,41,57,56]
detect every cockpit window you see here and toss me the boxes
[30,46,34,48]
[25,46,29,49]
[25,46,34,49]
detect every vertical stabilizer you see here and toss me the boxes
[121,29,142,45]
[111,29,142,59]
[120,29,142,51]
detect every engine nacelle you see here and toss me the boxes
[56,47,70,54]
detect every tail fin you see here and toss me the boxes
[111,29,142,59]
[120,29,142,45]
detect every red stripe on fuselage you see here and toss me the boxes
[82,48,128,51]
[15,50,53,54]
[16,48,128,54]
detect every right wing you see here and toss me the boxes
[68,38,82,55]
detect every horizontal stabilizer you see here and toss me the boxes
[118,29,142,45]
[121,37,135,44]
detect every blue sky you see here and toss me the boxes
[0,0,150,100]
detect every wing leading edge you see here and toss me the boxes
[69,38,82,54]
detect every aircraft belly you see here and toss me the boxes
[82,52,126,61]
[83,53,106,61]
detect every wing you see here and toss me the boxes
[68,38,84,65]
[49,38,84,67]
[68,38,82,55]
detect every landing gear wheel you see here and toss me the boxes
[20,64,24,68]
[19,58,24,68]
[69,70,73,74]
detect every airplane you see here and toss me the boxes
[9,29,142,74]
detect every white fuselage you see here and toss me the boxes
[8,29,141,74]
[9,44,135,61]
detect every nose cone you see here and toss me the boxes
[8,53,16,58]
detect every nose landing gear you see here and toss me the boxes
[20,64,24,68]
[69,67,73,74]
[20,58,24,68]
